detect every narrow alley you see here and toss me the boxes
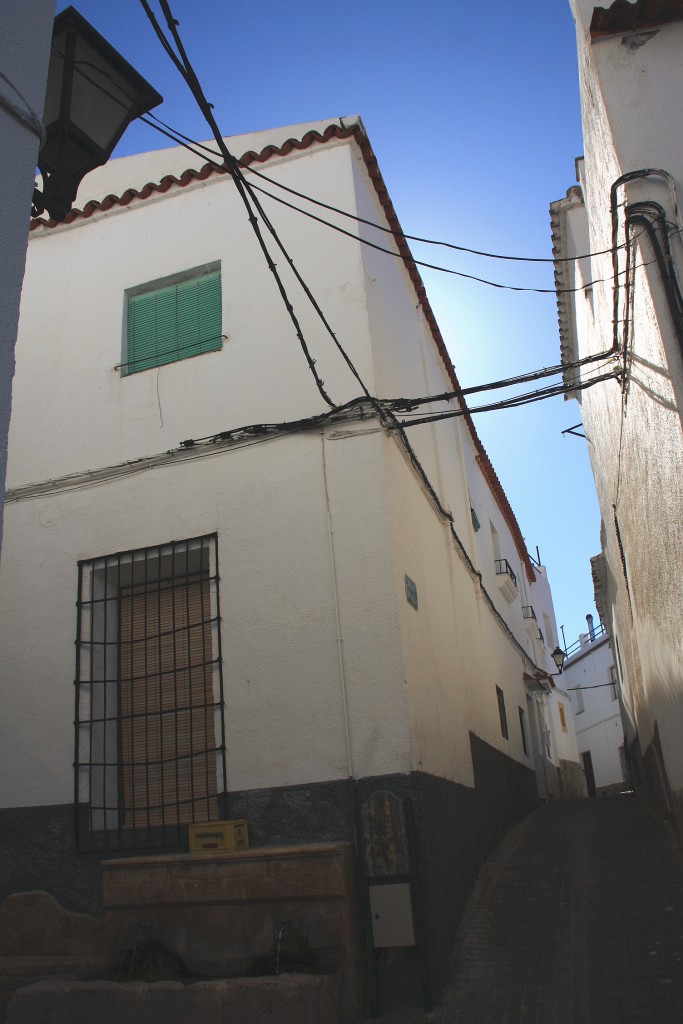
[434,795,683,1024]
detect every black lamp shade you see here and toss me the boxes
[551,646,566,673]
[37,6,162,221]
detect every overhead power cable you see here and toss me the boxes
[139,1,375,408]
[143,111,628,266]
[384,348,615,411]
[139,0,338,408]
[566,682,620,691]
[391,368,621,427]
[138,112,653,297]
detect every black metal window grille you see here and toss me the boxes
[609,665,619,701]
[494,559,517,589]
[496,686,508,740]
[518,707,528,756]
[75,534,226,851]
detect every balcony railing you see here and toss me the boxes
[495,558,518,603]
[495,559,517,588]
[522,605,537,621]
[563,621,607,659]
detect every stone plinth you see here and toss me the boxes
[101,842,363,1022]
[0,892,105,1020]
[6,976,338,1024]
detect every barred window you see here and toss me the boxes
[518,707,528,756]
[496,685,508,740]
[75,535,226,850]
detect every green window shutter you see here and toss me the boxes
[125,269,222,374]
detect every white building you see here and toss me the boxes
[0,1,55,553]
[563,618,625,797]
[1,116,577,999]
[551,0,683,833]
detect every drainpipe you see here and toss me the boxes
[321,430,354,778]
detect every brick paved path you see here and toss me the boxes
[435,795,683,1024]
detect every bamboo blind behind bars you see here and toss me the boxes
[118,573,218,828]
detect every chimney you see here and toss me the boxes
[586,613,595,641]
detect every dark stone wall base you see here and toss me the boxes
[596,781,628,798]
[0,734,536,1006]
[0,805,103,915]
[639,724,683,849]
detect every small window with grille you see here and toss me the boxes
[609,665,619,701]
[75,534,226,850]
[518,707,528,756]
[496,685,508,740]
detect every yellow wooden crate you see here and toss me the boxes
[188,819,249,853]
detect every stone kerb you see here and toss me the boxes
[6,975,338,1024]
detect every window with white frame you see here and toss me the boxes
[75,535,226,850]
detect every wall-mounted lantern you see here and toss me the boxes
[551,646,567,675]
[33,5,162,221]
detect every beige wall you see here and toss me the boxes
[557,5,683,802]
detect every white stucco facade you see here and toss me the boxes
[552,0,683,825]
[563,628,625,796]
[0,0,55,554]
[0,118,588,991]
[1,118,571,811]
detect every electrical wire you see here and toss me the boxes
[384,348,616,411]
[565,682,620,691]
[377,403,545,673]
[141,1,377,406]
[143,110,628,266]
[138,0,338,409]
[137,112,651,297]
[0,69,46,145]
[391,369,621,427]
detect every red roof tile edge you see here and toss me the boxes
[30,121,536,583]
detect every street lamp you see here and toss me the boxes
[551,647,566,675]
[33,5,162,222]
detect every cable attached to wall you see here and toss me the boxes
[0,69,46,146]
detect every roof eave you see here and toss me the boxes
[29,120,537,583]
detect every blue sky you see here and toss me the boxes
[58,0,601,647]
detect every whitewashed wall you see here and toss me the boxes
[564,634,623,792]
[0,427,413,807]
[1,122,568,809]
[562,4,683,797]
[0,0,54,553]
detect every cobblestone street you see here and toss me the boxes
[432,795,683,1024]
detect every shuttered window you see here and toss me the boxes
[124,268,222,374]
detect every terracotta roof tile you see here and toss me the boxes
[30,121,536,583]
